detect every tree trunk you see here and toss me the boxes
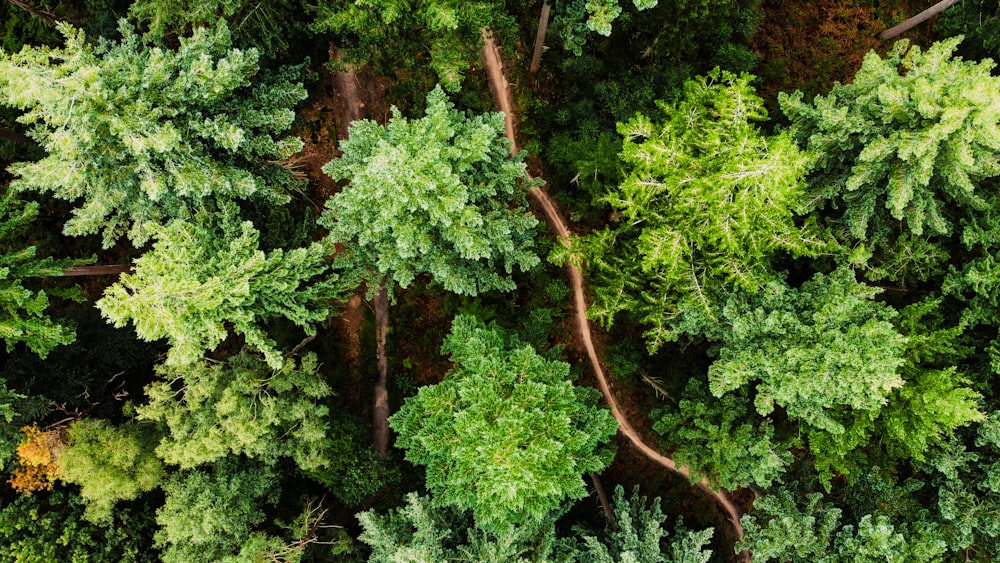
[0,128,34,145]
[61,264,131,276]
[373,281,390,456]
[590,472,617,529]
[529,1,552,74]
[7,0,59,24]
[878,0,961,40]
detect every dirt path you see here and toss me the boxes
[480,32,749,561]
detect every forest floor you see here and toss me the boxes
[479,31,749,562]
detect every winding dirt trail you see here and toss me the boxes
[479,30,749,561]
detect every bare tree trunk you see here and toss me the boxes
[590,472,617,529]
[7,0,59,24]
[61,264,131,276]
[529,1,552,74]
[878,0,961,40]
[0,128,34,145]
[373,281,390,456]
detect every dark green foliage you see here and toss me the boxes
[0,491,156,562]
[128,0,310,58]
[389,314,617,532]
[0,20,307,248]
[311,0,510,91]
[935,0,1000,63]
[653,380,792,490]
[0,191,82,357]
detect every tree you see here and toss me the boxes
[564,68,829,353]
[321,85,539,453]
[97,210,352,368]
[0,20,306,248]
[574,485,715,563]
[780,37,1000,279]
[311,0,507,91]
[652,380,792,490]
[389,315,617,532]
[0,190,82,357]
[154,457,280,563]
[128,0,309,59]
[56,418,165,523]
[137,350,333,472]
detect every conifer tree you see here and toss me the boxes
[0,20,307,248]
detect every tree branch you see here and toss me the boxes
[878,0,961,40]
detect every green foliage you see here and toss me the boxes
[138,350,332,471]
[155,456,280,563]
[0,380,46,472]
[739,488,948,562]
[311,0,505,91]
[321,86,540,298]
[97,212,350,368]
[358,492,571,563]
[128,0,309,58]
[0,191,82,357]
[653,380,791,490]
[574,485,714,563]
[389,314,617,532]
[56,418,165,522]
[935,0,1000,63]
[680,268,908,483]
[0,491,156,562]
[0,20,306,248]
[568,68,829,352]
[781,37,1000,277]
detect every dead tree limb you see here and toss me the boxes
[7,0,59,25]
[529,1,552,74]
[878,0,961,40]
[61,264,131,276]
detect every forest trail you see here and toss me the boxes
[479,31,750,561]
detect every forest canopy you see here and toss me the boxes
[0,1,999,562]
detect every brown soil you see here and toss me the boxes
[480,32,749,562]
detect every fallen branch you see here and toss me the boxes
[878,0,961,40]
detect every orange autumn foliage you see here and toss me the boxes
[8,424,66,494]
[751,0,885,104]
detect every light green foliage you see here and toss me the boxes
[568,69,828,352]
[138,350,332,471]
[0,20,306,248]
[739,488,947,562]
[781,38,1000,258]
[687,268,906,482]
[311,0,502,91]
[155,457,280,563]
[97,213,350,368]
[56,418,165,523]
[129,0,308,58]
[0,191,81,357]
[389,315,617,532]
[0,491,155,562]
[358,493,570,563]
[575,485,714,563]
[321,86,539,297]
[653,380,791,490]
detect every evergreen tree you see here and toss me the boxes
[0,20,307,248]
[565,68,829,352]
[97,209,351,368]
[389,315,617,533]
